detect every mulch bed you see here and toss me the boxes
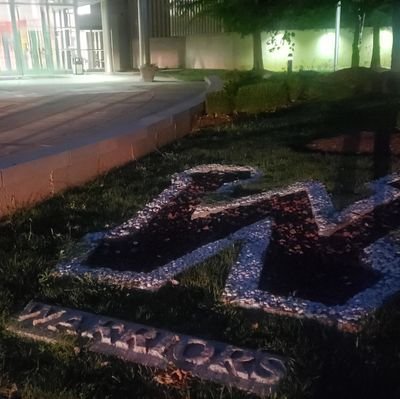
[259,192,382,306]
[193,114,233,130]
[87,172,400,305]
[306,130,400,156]
[86,170,272,272]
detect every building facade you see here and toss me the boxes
[0,0,222,75]
[0,0,106,75]
[0,0,394,76]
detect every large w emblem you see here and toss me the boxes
[56,165,400,331]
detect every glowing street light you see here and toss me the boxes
[287,52,293,74]
[334,1,342,71]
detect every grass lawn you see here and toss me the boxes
[157,68,227,81]
[1,97,400,398]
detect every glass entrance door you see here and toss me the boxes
[0,1,102,76]
[81,29,104,71]
[53,7,77,72]
[14,2,54,73]
[0,4,16,74]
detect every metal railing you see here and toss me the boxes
[149,0,224,38]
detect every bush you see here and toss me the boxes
[330,67,382,96]
[303,76,354,102]
[286,74,305,102]
[235,81,289,113]
[223,70,263,97]
[205,91,234,114]
[205,69,385,116]
[301,68,389,102]
[381,71,400,95]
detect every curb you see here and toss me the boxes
[0,86,207,218]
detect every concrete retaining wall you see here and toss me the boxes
[0,96,204,218]
[150,37,186,69]
[150,27,393,71]
[186,33,253,70]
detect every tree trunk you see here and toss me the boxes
[252,31,264,71]
[370,25,381,70]
[351,11,364,68]
[392,0,400,71]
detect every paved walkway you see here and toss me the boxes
[0,74,205,168]
[0,74,206,216]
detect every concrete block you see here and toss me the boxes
[133,137,156,160]
[66,147,99,186]
[189,103,205,128]
[46,145,100,193]
[173,110,192,139]
[0,84,206,217]
[97,146,132,174]
[0,187,14,215]
[0,152,69,212]
[0,179,51,212]
[113,135,137,162]
[9,302,287,396]
[96,137,120,155]
[148,118,175,148]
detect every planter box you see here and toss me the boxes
[140,64,158,82]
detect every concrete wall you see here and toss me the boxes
[130,37,185,69]
[128,0,140,69]
[186,33,253,70]
[150,37,186,68]
[177,28,394,71]
[109,0,132,71]
[261,28,393,72]
[0,97,205,217]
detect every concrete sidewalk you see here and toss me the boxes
[0,74,206,216]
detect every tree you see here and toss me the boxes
[362,1,389,70]
[349,1,365,68]
[392,0,400,71]
[176,0,294,71]
[288,0,390,70]
[341,0,390,69]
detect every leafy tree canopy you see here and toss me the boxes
[177,0,295,34]
[339,0,391,27]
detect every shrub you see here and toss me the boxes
[205,91,234,115]
[381,71,400,95]
[235,81,289,113]
[330,67,382,96]
[301,68,388,102]
[302,75,354,102]
[286,74,305,102]
[223,70,263,97]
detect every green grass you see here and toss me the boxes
[1,98,400,398]
[157,68,227,82]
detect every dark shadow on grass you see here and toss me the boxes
[2,95,400,399]
[332,100,396,196]
[373,128,392,179]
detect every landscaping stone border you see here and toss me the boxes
[55,165,260,290]
[223,221,400,332]
[198,171,400,332]
[8,301,287,396]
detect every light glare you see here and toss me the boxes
[77,5,91,16]
[317,32,335,57]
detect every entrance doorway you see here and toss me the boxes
[15,2,54,73]
[81,29,104,71]
[53,7,77,72]
[0,4,15,74]
[0,1,105,76]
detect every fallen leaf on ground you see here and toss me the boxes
[153,367,192,389]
